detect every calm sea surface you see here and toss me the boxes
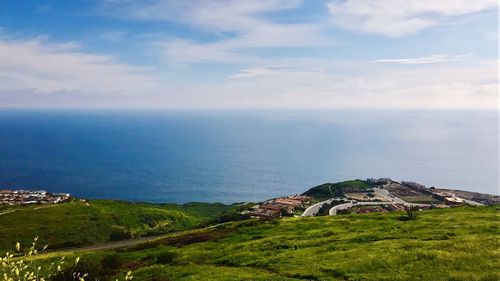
[0,110,497,203]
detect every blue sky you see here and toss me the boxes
[0,0,497,109]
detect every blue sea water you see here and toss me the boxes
[0,110,497,203]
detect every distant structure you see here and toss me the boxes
[244,195,310,219]
[366,178,392,185]
[0,189,71,205]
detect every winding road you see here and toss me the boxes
[328,188,434,216]
[301,198,344,217]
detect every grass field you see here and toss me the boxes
[0,200,243,252]
[35,205,499,281]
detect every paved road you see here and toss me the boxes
[302,198,344,217]
[462,199,484,206]
[374,188,406,204]
[301,199,331,216]
[374,188,432,207]
[328,200,432,216]
[328,201,393,216]
[328,189,433,216]
[329,202,354,215]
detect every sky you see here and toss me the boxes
[0,0,498,109]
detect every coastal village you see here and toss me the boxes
[242,178,497,219]
[0,189,71,205]
[244,195,311,219]
[1,178,497,218]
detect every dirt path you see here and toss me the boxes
[0,204,60,216]
[36,221,230,257]
[50,235,167,254]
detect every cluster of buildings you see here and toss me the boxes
[0,189,71,205]
[245,195,311,219]
[431,191,466,205]
[366,178,392,186]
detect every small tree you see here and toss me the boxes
[405,206,419,220]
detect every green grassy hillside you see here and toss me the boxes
[302,179,373,199]
[0,200,243,252]
[46,205,499,281]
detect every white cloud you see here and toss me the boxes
[117,0,303,33]
[327,0,498,36]
[0,38,496,109]
[207,58,498,109]
[0,38,158,95]
[0,1,497,109]
[229,68,280,79]
[374,54,470,64]
[107,0,334,64]
[155,22,332,65]
[1,36,495,109]
[156,39,246,64]
[229,66,320,79]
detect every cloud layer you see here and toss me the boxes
[0,0,497,109]
[327,0,498,36]
[0,36,495,109]
[0,39,157,94]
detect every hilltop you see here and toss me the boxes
[302,178,499,205]
[245,178,499,219]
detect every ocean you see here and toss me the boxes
[0,110,497,203]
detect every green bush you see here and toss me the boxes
[401,206,419,221]
[156,251,178,264]
[101,253,124,269]
[109,226,133,241]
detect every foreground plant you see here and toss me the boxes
[0,238,132,281]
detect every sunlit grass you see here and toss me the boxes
[33,205,498,280]
[0,200,239,252]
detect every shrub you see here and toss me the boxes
[406,206,419,220]
[138,214,161,228]
[109,226,133,241]
[101,253,124,269]
[167,232,220,246]
[399,206,419,221]
[156,251,178,264]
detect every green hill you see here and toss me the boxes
[0,200,243,252]
[302,179,373,199]
[34,205,499,281]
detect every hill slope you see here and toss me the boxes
[302,179,373,199]
[0,200,243,252]
[48,205,499,281]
